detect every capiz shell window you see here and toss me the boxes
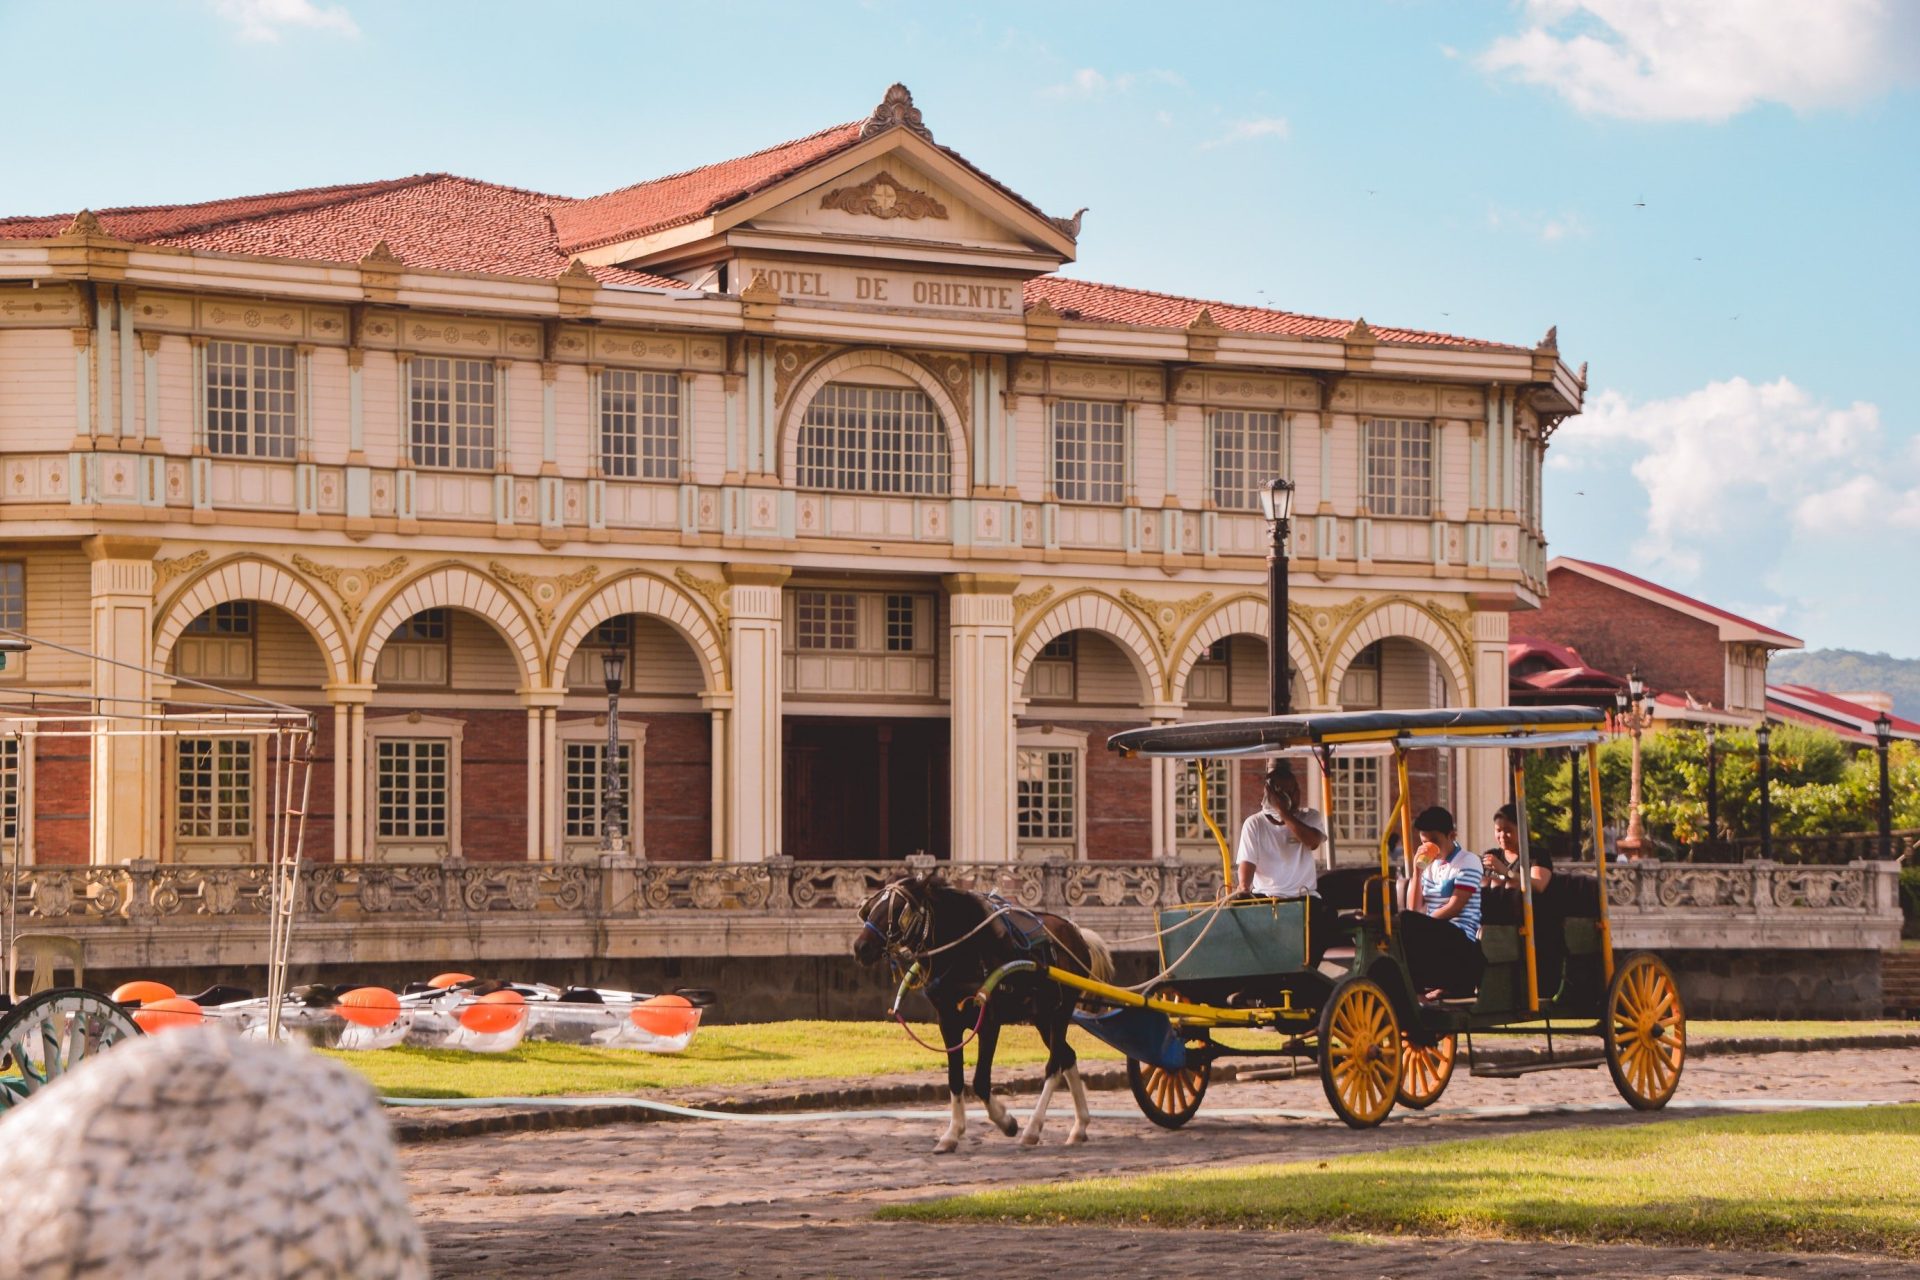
[797,383,950,495]
[1051,400,1126,504]
[205,342,297,460]
[600,368,681,480]
[409,357,497,471]
[1362,418,1433,517]
[1209,409,1285,511]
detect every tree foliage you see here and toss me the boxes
[1515,724,1919,856]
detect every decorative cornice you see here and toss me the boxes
[819,170,947,221]
[673,567,732,630]
[293,553,407,627]
[860,83,933,141]
[490,560,600,633]
[150,550,209,596]
[1120,588,1215,656]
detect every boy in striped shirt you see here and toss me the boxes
[1398,805,1484,998]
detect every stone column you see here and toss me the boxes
[519,687,564,861]
[1465,608,1511,842]
[701,691,733,861]
[945,574,1020,862]
[85,536,159,864]
[722,564,789,862]
[324,683,375,862]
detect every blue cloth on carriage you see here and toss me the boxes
[985,893,1052,953]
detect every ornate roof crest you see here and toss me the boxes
[1050,207,1088,239]
[65,210,105,237]
[1537,324,1559,353]
[1344,317,1376,342]
[819,169,948,221]
[361,240,402,265]
[860,83,933,141]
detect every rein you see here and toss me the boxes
[888,959,1036,1055]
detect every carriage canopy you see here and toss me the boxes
[1106,705,1606,759]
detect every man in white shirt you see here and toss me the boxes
[1235,763,1328,896]
[1234,763,1335,964]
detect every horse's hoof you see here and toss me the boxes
[933,1139,958,1155]
[997,1116,1019,1137]
[1018,1130,1042,1148]
[1065,1130,1087,1146]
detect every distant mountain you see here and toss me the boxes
[1770,649,1920,720]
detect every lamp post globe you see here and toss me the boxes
[1618,670,1649,859]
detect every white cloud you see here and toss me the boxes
[1200,116,1291,150]
[1560,376,1910,577]
[1479,0,1918,122]
[1486,205,1588,243]
[211,0,359,42]
[1042,68,1185,99]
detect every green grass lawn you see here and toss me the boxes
[884,1105,1920,1257]
[333,1018,1910,1100]
[332,1021,1128,1099]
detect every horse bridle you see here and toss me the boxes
[860,881,932,967]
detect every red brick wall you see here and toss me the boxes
[1528,569,1725,704]
[455,709,529,861]
[1020,718,1153,860]
[32,709,90,865]
[559,711,711,862]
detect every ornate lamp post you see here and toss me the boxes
[1704,724,1719,860]
[1755,720,1773,862]
[601,646,628,855]
[1259,477,1296,717]
[1613,670,1656,859]
[1876,712,1894,861]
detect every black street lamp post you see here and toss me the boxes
[1704,724,1719,860]
[1259,478,1296,717]
[1876,712,1894,861]
[1755,721,1773,862]
[601,647,628,854]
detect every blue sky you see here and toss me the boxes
[4,1,1916,654]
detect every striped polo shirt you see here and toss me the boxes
[1420,843,1483,939]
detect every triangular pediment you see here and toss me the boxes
[578,88,1077,278]
[745,155,1043,255]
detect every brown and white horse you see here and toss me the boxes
[854,874,1113,1152]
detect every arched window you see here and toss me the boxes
[796,383,951,496]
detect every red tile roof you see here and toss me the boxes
[1023,276,1521,349]
[1768,684,1920,741]
[1550,558,1802,647]
[0,174,687,289]
[553,123,865,254]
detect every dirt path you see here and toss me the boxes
[403,1048,1920,1278]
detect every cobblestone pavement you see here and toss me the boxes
[404,1048,1920,1278]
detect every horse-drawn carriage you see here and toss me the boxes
[858,705,1687,1145]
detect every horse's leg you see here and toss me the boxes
[971,1012,1018,1137]
[1064,1064,1092,1145]
[1018,993,1071,1147]
[933,1001,969,1155]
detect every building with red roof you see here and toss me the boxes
[1521,558,1802,725]
[1767,685,1920,745]
[0,85,1584,886]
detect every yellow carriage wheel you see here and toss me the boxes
[1604,951,1686,1111]
[1127,986,1211,1129]
[1127,1054,1211,1129]
[1396,1032,1457,1110]
[1317,977,1402,1129]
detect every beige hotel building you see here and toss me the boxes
[0,86,1580,874]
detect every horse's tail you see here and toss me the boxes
[1078,927,1115,986]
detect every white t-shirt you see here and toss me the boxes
[1235,805,1329,897]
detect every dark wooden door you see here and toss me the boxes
[783,718,948,859]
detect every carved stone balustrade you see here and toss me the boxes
[0,857,1895,974]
